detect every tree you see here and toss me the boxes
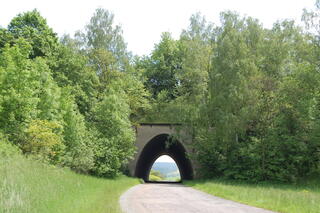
[49,35,100,116]
[0,28,14,53]
[143,32,181,99]
[91,83,135,177]
[0,40,40,143]
[59,88,94,173]
[177,13,212,100]
[75,8,129,70]
[173,13,213,125]
[7,9,59,58]
[188,10,320,182]
[0,8,142,178]
[195,12,261,179]
[116,69,151,122]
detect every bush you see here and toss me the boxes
[0,132,20,157]
[23,119,64,164]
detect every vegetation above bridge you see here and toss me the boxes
[1,2,320,185]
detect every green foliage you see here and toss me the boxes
[23,119,64,163]
[50,36,99,115]
[35,58,62,120]
[195,12,262,179]
[0,28,14,53]
[118,68,151,122]
[143,32,181,99]
[0,132,21,157]
[140,8,320,182]
[191,11,320,182]
[2,4,320,184]
[60,89,95,173]
[7,9,59,58]
[149,169,165,181]
[0,9,138,177]
[177,13,212,101]
[75,8,129,70]
[0,40,40,143]
[141,15,213,123]
[149,170,165,180]
[92,84,135,177]
[148,175,162,181]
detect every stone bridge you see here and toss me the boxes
[128,123,196,181]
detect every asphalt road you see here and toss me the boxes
[120,183,276,213]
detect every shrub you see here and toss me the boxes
[23,119,64,164]
[0,132,21,157]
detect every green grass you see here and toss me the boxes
[185,179,320,213]
[0,155,139,213]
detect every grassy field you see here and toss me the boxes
[185,179,320,213]
[0,155,139,213]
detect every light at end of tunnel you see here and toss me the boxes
[155,155,175,163]
[149,155,181,182]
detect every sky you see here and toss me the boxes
[155,155,175,163]
[0,0,316,56]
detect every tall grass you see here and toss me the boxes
[185,179,320,213]
[0,155,139,213]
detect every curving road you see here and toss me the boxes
[120,183,276,213]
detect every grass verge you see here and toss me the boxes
[0,155,139,213]
[184,179,320,213]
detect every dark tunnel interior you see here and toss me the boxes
[135,134,193,182]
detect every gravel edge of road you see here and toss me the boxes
[119,184,141,213]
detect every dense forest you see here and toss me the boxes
[1,1,320,183]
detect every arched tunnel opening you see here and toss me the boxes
[135,134,193,182]
[149,155,181,182]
